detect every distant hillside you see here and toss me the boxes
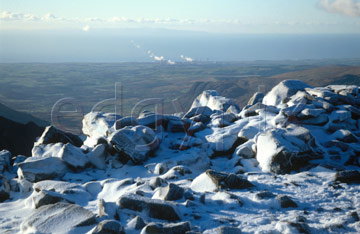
[178,66,360,111]
[0,102,48,127]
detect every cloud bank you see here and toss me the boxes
[317,0,360,17]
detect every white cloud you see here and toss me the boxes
[82,25,90,32]
[180,55,194,62]
[154,56,164,61]
[167,60,176,65]
[317,0,360,17]
[0,11,40,21]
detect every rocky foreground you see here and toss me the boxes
[0,80,360,233]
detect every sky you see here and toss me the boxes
[1,0,360,34]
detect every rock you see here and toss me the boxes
[167,118,185,132]
[58,143,89,168]
[109,125,159,164]
[21,202,96,233]
[152,183,184,201]
[276,221,310,234]
[276,195,298,208]
[18,157,68,182]
[0,176,10,202]
[0,150,11,173]
[184,106,214,119]
[92,220,125,234]
[187,122,206,134]
[234,140,255,158]
[138,113,165,129]
[203,226,242,234]
[332,129,358,143]
[335,170,360,184]
[31,142,64,158]
[190,170,253,192]
[190,90,239,112]
[256,127,321,174]
[149,177,167,190]
[297,108,325,119]
[141,221,191,234]
[224,174,254,189]
[248,92,265,105]
[154,163,168,175]
[88,144,107,169]
[82,112,121,139]
[255,191,275,200]
[35,125,82,147]
[299,114,329,125]
[128,216,146,230]
[32,190,68,208]
[114,116,138,130]
[117,194,180,221]
[263,80,312,106]
[210,112,237,127]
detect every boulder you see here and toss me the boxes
[92,220,125,234]
[255,191,275,200]
[0,176,10,202]
[335,170,360,184]
[117,194,180,221]
[248,92,265,105]
[32,142,64,158]
[234,140,255,158]
[276,195,298,208]
[109,125,159,164]
[88,144,107,169]
[0,149,11,173]
[18,157,68,182]
[263,80,312,106]
[32,190,69,208]
[256,127,321,174]
[149,177,167,190]
[114,116,138,130]
[190,90,239,112]
[203,226,242,234]
[141,222,191,234]
[167,118,185,132]
[35,125,82,147]
[184,106,214,119]
[82,112,121,139]
[127,216,146,230]
[210,112,237,127]
[138,113,165,129]
[21,202,96,233]
[152,183,184,201]
[58,143,89,168]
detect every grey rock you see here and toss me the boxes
[206,170,254,190]
[203,226,242,234]
[149,177,167,190]
[92,220,125,234]
[32,190,69,208]
[18,157,68,182]
[141,221,191,234]
[35,125,82,147]
[0,150,11,173]
[138,114,165,129]
[255,191,275,200]
[187,122,206,134]
[128,216,146,230]
[300,113,329,125]
[117,194,180,221]
[167,118,185,133]
[21,202,96,233]
[184,106,214,119]
[88,144,107,169]
[0,176,10,202]
[58,143,89,168]
[114,116,138,130]
[154,183,184,201]
[335,170,360,184]
[248,92,264,105]
[276,195,298,208]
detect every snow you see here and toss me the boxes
[190,172,218,193]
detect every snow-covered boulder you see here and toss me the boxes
[17,157,68,182]
[190,90,239,112]
[141,222,191,234]
[109,125,159,164]
[248,92,265,105]
[152,183,184,201]
[263,80,312,106]
[0,150,11,173]
[117,194,180,221]
[256,126,321,174]
[87,144,107,169]
[82,112,121,139]
[35,125,82,147]
[58,143,89,168]
[183,106,214,119]
[114,116,138,130]
[20,202,96,233]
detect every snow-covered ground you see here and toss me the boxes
[0,80,359,233]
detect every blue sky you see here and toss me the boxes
[1,0,360,33]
